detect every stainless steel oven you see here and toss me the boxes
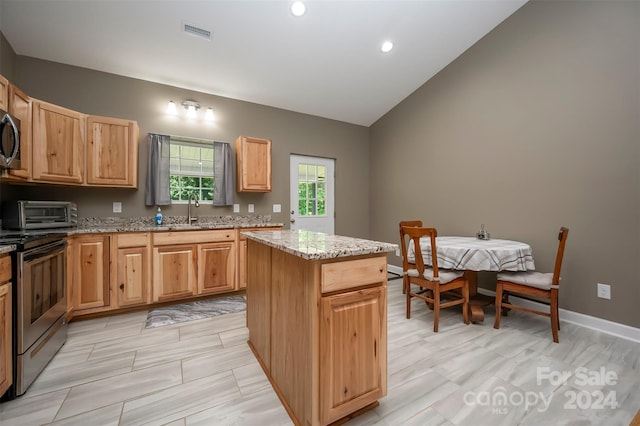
[0,234,68,399]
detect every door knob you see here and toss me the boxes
[290,218,296,223]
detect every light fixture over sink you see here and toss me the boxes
[166,100,215,121]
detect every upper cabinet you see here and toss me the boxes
[32,99,86,184]
[87,115,139,187]
[236,136,272,192]
[0,75,140,188]
[0,75,8,110]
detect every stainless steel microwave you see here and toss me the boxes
[0,107,21,169]
[2,200,78,230]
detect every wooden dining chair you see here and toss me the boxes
[399,220,423,294]
[494,227,569,343]
[403,226,469,332]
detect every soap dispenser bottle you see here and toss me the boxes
[155,207,163,226]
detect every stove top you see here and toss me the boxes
[0,232,68,250]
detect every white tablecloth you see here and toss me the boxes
[407,236,535,272]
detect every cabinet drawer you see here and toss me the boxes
[321,256,387,294]
[0,255,10,283]
[117,232,149,248]
[153,229,235,246]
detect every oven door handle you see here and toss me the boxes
[23,239,68,262]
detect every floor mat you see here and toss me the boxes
[145,295,246,329]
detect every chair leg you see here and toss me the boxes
[433,286,440,333]
[402,275,407,294]
[462,281,470,325]
[551,289,559,343]
[494,283,503,330]
[406,287,412,319]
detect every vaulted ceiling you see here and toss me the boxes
[1,0,527,126]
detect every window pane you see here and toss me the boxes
[307,165,317,181]
[318,199,326,215]
[298,200,306,215]
[298,183,307,199]
[308,182,316,198]
[318,166,326,179]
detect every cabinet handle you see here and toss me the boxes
[119,284,124,291]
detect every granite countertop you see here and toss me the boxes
[0,215,284,237]
[242,229,398,260]
[0,244,16,255]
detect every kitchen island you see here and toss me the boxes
[243,230,397,426]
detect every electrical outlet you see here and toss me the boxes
[273,204,281,213]
[248,204,254,213]
[113,202,122,213]
[597,283,611,300]
[233,204,240,213]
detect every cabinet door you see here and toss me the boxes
[32,100,85,184]
[152,245,196,302]
[7,84,32,180]
[236,136,272,192]
[0,75,7,110]
[116,246,150,307]
[198,242,236,294]
[74,235,110,311]
[86,116,139,187]
[0,273,12,396]
[320,286,387,424]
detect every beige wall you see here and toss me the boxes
[2,57,371,238]
[370,1,640,327]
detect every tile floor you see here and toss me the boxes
[1,279,639,425]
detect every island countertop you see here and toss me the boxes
[242,229,398,260]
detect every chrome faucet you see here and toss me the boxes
[187,193,200,224]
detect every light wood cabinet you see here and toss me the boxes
[152,244,197,302]
[152,229,236,301]
[6,84,32,180]
[198,242,235,294]
[237,227,282,289]
[86,115,139,187]
[320,287,386,423]
[0,74,7,110]
[32,100,85,184]
[113,233,150,308]
[236,136,272,192]
[0,254,12,397]
[72,235,110,312]
[247,238,388,426]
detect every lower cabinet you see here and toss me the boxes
[72,235,111,312]
[113,233,150,308]
[152,229,236,302]
[0,254,12,397]
[67,227,266,316]
[319,286,386,423]
[152,244,197,302]
[198,242,235,294]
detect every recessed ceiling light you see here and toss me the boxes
[381,41,394,53]
[291,1,306,17]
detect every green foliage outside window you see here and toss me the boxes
[297,164,326,216]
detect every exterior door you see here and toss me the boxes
[289,155,335,234]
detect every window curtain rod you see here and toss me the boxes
[162,134,217,145]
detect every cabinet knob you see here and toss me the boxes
[119,284,124,290]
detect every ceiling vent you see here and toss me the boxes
[183,22,212,41]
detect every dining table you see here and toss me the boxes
[407,236,535,321]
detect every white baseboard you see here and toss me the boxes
[387,264,640,343]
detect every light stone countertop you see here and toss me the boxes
[0,244,16,255]
[0,216,284,237]
[242,229,398,260]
